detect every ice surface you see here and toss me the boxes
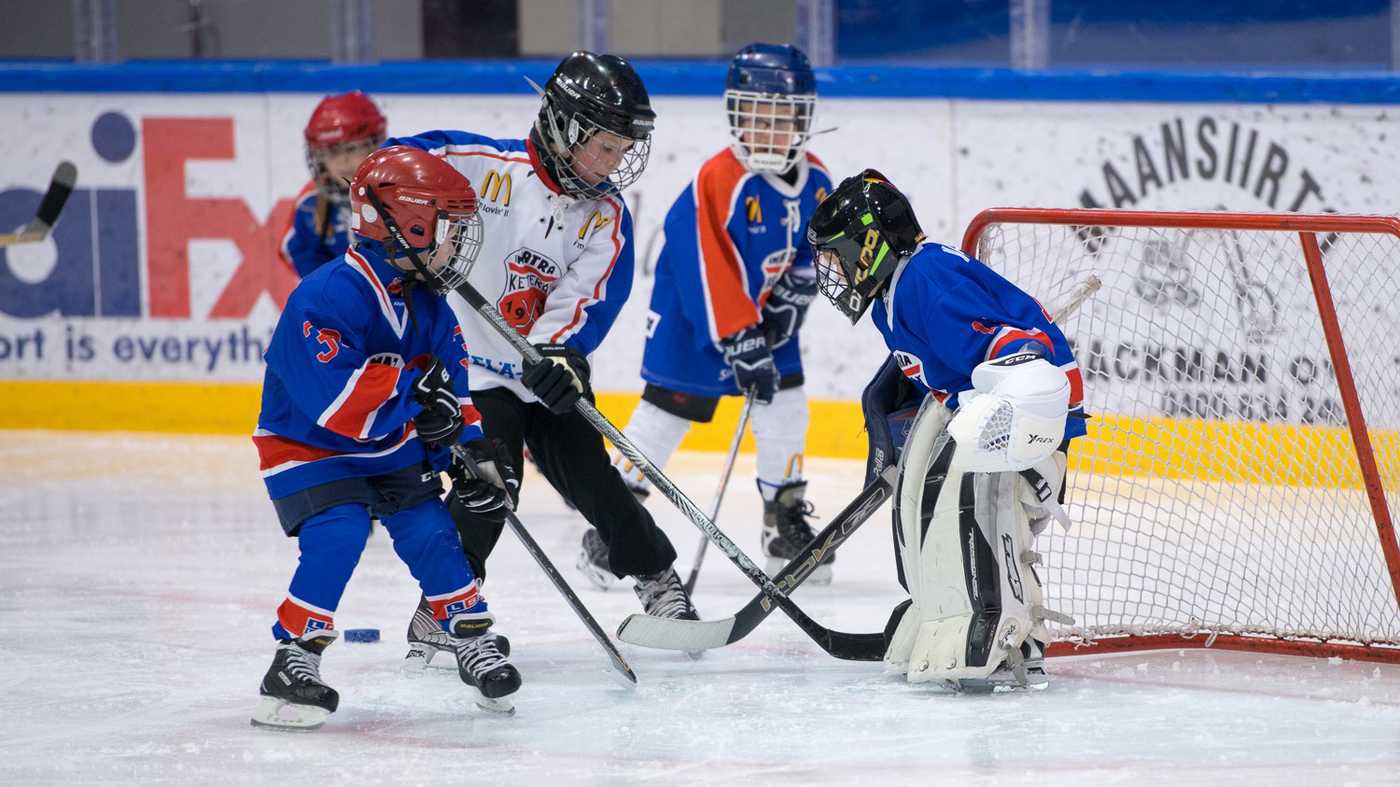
[3,432,1400,786]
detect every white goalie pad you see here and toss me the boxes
[947,354,1069,473]
[884,397,1070,691]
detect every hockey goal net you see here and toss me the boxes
[961,208,1400,663]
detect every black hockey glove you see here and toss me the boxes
[721,325,778,405]
[448,439,518,525]
[411,357,463,449]
[761,267,818,349]
[521,343,592,415]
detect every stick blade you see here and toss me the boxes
[34,161,77,228]
[616,613,738,652]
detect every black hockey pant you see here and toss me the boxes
[449,387,678,581]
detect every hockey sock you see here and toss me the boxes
[274,503,372,639]
[752,386,809,501]
[380,496,483,631]
[613,399,691,490]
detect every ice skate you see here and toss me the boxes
[761,481,832,584]
[405,595,511,673]
[453,618,522,715]
[251,631,339,731]
[954,639,1049,694]
[633,566,699,621]
[576,528,620,591]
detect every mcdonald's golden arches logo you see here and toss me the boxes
[482,169,512,205]
[578,209,612,241]
[745,195,763,223]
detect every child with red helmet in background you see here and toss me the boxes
[279,90,387,277]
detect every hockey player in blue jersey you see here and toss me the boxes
[808,170,1084,693]
[386,52,700,658]
[598,43,837,586]
[250,146,521,728]
[278,91,388,278]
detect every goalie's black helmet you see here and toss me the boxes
[531,51,656,199]
[807,169,924,323]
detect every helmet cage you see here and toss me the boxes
[810,218,895,324]
[306,136,386,204]
[357,183,483,296]
[725,89,815,174]
[538,92,652,198]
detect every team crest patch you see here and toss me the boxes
[498,248,560,334]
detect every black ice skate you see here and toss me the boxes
[251,631,339,731]
[632,566,699,622]
[453,619,521,715]
[956,639,1049,694]
[761,481,832,584]
[405,595,511,673]
[576,528,620,591]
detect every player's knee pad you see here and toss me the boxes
[752,386,808,486]
[612,399,692,490]
[884,400,1069,689]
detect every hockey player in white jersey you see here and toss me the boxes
[389,52,698,666]
[807,170,1084,692]
[597,43,836,588]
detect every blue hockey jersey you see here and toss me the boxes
[278,183,351,278]
[870,242,1087,441]
[641,148,833,396]
[254,243,484,500]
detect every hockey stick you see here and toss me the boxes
[619,463,898,654]
[619,273,1104,658]
[452,444,638,685]
[683,391,755,596]
[0,162,77,248]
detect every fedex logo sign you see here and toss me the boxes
[0,111,299,319]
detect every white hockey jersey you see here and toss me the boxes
[387,130,636,403]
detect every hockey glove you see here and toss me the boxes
[521,343,592,415]
[449,439,518,525]
[761,267,818,349]
[721,325,778,405]
[411,357,464,449]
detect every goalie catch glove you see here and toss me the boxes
[411,357,464,449]
[720,325,778,404]
[761,267,818,349]
[521,343,592,415]
[448,438,517,525]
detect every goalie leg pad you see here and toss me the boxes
[884,403,1057,691]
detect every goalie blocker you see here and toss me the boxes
[883,353,1073,692]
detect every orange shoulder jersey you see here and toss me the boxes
[641,148,833,396]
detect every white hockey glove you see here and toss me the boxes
[947,352,1069,473]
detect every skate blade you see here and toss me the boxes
[575,556,618,592]
[402,645,442,675]
[763,558,833,586]
[474,693,516,716]
[953,673,1048,694]
[250,696,331,731]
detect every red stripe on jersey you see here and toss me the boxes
[443,148,531,165]
[550,196,623,343]
[277,596,335,637]
[322,362,403,439]
[901,363,922,379]
[254,433,343,470]
[1065,366,1084,408]
[461,402,481,428]
[987,327,1053,360]
[696,150,759,340]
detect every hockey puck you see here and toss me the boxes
[343,628,380,643]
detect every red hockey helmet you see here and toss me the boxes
[349,146,484,294]
[304,91,387,149]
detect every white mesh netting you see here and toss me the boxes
[970,211,1400,653]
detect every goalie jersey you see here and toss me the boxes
[642,148,833,396]
[870,242,1087,441]
[279,183,352,278]
[253,244,484,500]
[385,130,635,403]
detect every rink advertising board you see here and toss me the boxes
[1,63,1397,483]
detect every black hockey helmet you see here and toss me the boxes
[807,169,924,323]
[531,51,656,199]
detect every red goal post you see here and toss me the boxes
[960,208,1400,663]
